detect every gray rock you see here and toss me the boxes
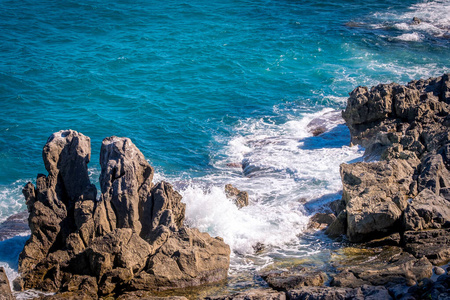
[307,213,336,230]
[331,246,433,288]
[99,136,154,235]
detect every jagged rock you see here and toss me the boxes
[403,229,450,265]
[224,184,249,209]
[287,285,392,300]
[418,153,450,197]
[17,132,230,297]
[19,130,96,277]
[331,246,432,288]
[126,228,230,292]
[307,213,336,230]
[99,136,155,235]
[0,267,14,300]
[403,188,450,231]
[142,181,185,244]
[343,74,450,152]
[86,228,152,278]
[328,199,345,216]
[260,266,327,291]
[341,158,417,242]
[204,289,286,300]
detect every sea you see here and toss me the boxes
[0,0,449,296]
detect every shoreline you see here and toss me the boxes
[1,74,450,299]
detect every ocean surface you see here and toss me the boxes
[0,0,449,295]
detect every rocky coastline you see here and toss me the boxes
[1,74,449,299]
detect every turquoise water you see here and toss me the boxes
[0,0,449,287]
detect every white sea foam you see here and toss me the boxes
[155,108,364,272]
[394,32,423,42]
[0,180,29,222]
[372,0,450,39]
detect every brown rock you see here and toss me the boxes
[307,213,336,230]
[0,267,14,300]
[225,184,249,209]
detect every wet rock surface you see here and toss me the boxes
[15,130,230,298]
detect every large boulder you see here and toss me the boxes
[340,158,417,242]
[16,132,230,297]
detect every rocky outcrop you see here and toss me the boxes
[15,131,230,297]
[325,74,450,244]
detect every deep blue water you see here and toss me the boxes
[0,0,449,285]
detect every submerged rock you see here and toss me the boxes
[16,131,230,297]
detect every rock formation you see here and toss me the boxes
[325,74,450,247]
[15,130,230,298]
